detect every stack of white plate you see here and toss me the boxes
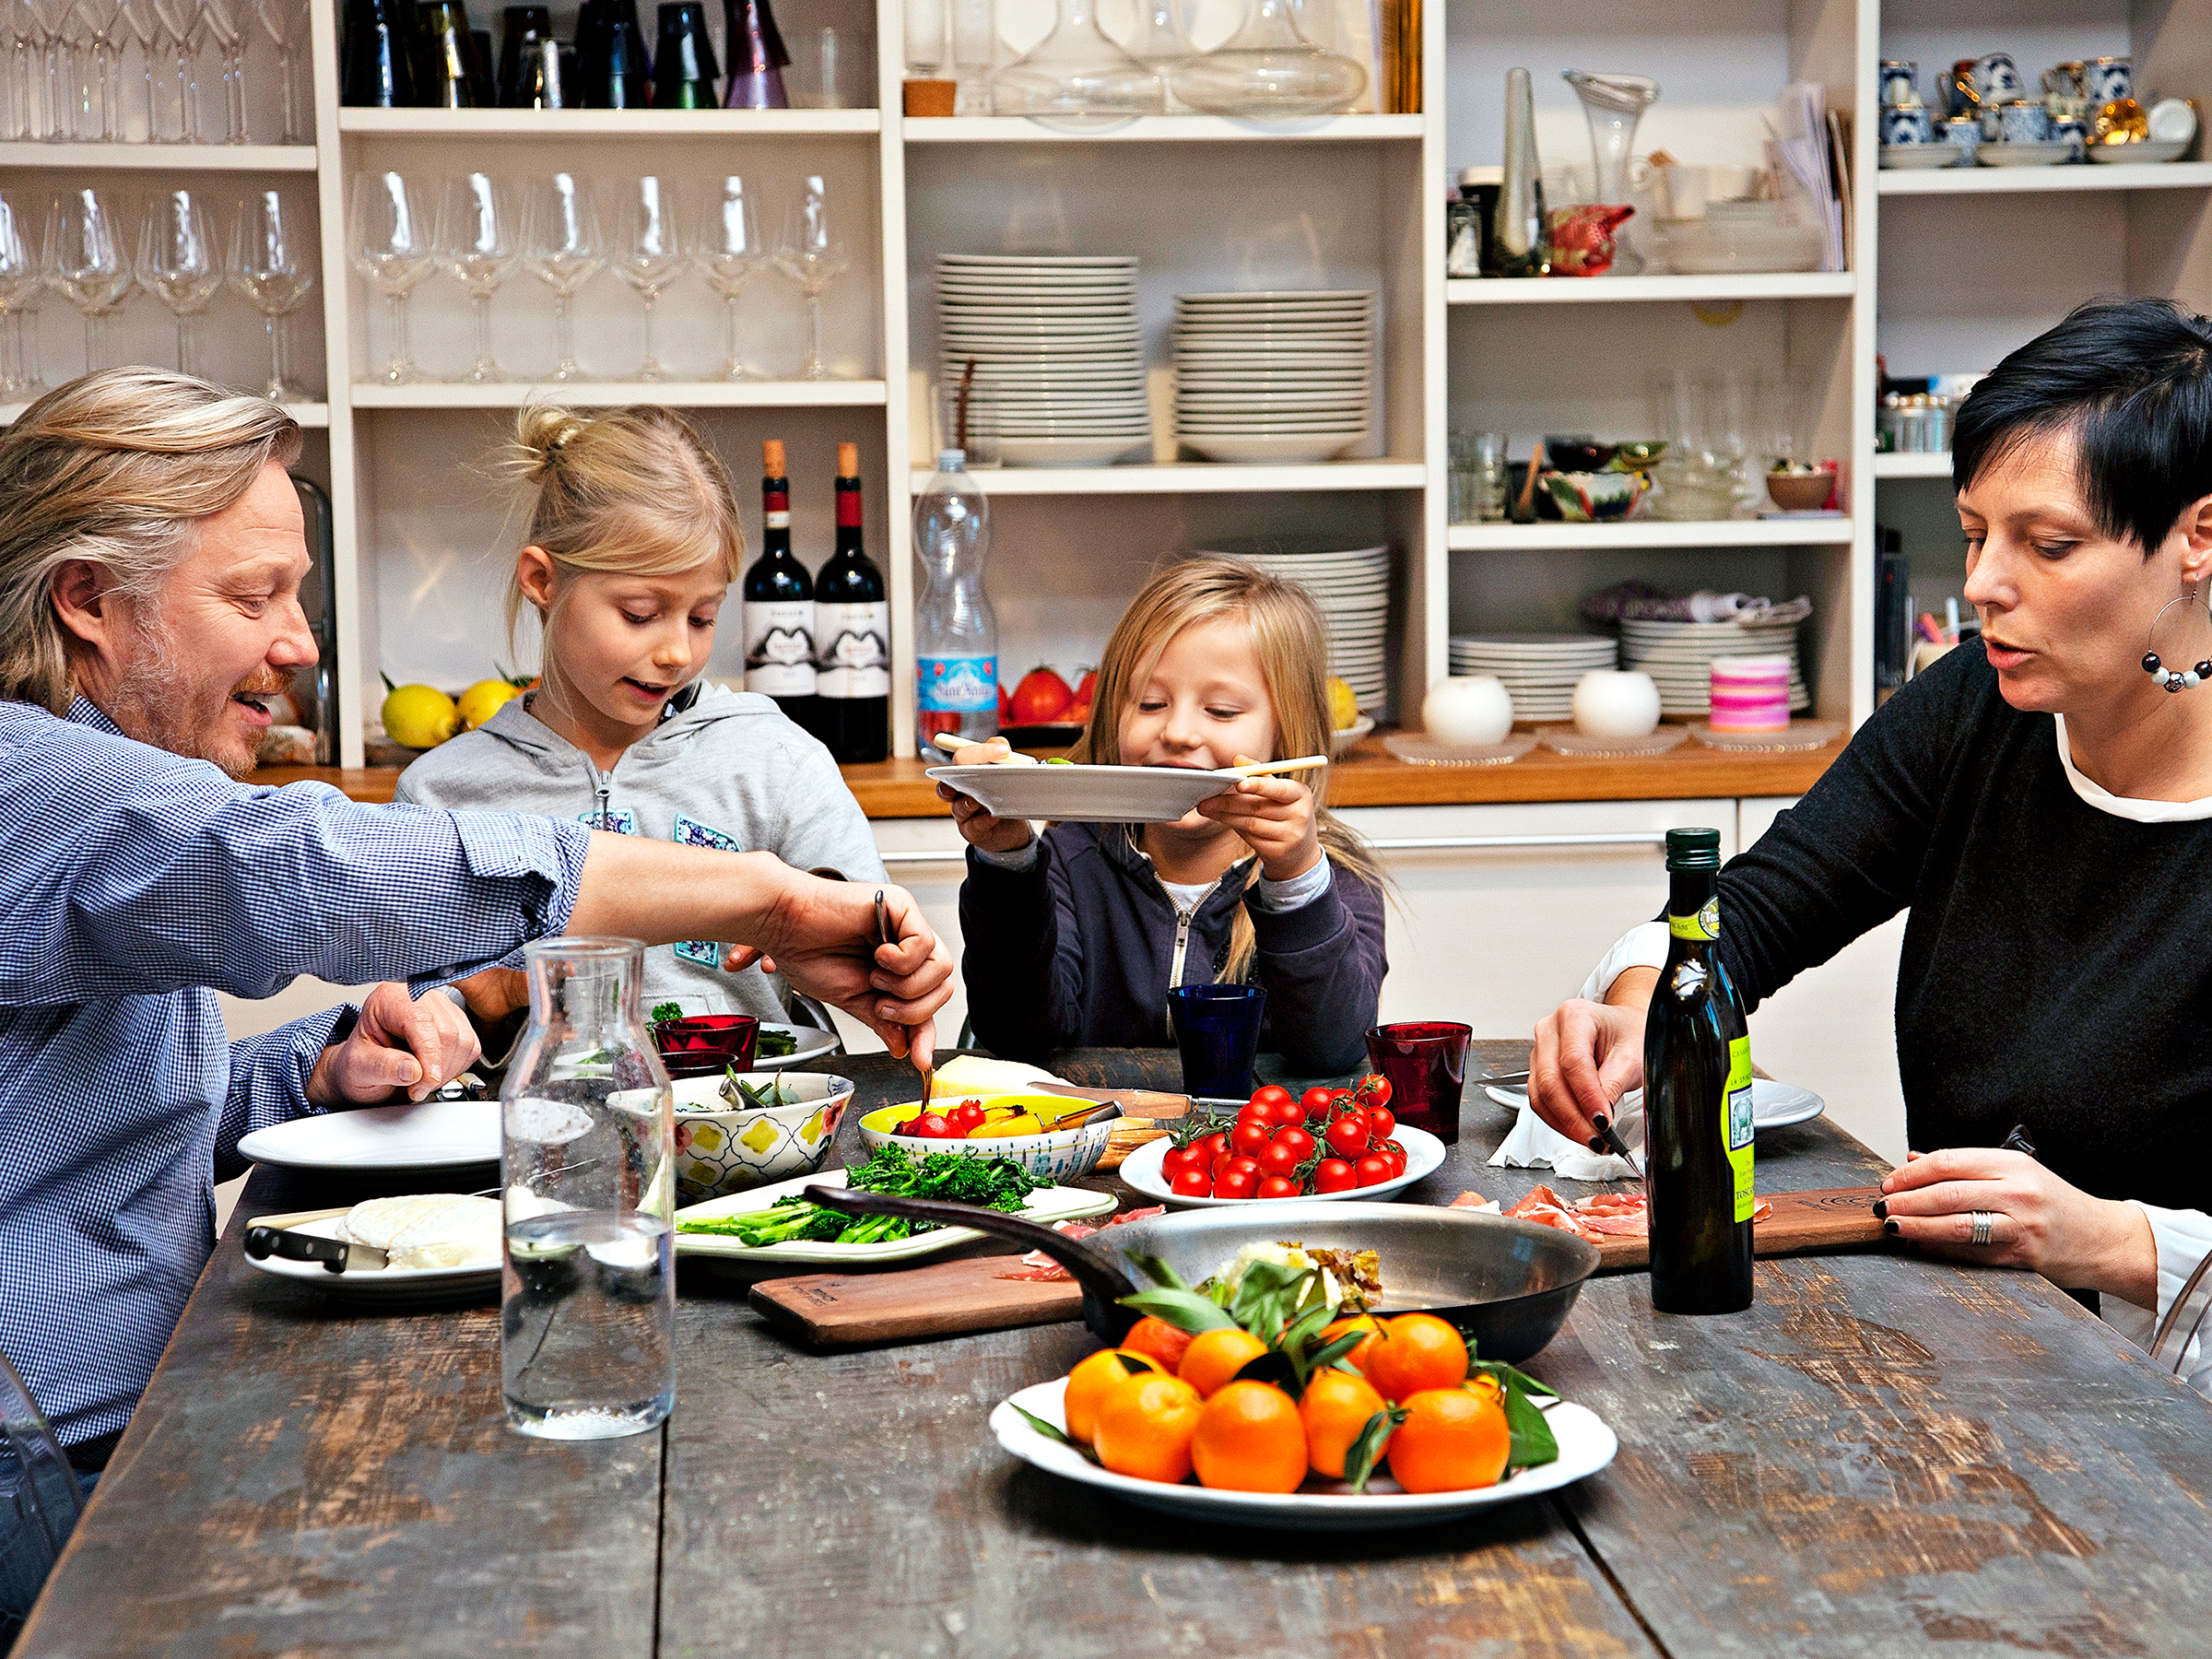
[1619,618,1809,717]
[1194,537,1390,711]
[1172,290,1374,465]
[938,254,1147,468]
[1447,634,1618,723]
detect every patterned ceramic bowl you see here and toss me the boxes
[668,1072,854,1202]
[1542,469,1646,523]
[856,1099,1113,1182]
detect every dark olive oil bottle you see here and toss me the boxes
[1643,827,1755,1314]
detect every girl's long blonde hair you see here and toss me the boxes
[1073,558,1386,982]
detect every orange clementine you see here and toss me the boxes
[1177,1326,1269,1398]
[1191,1380,1309,1493]
[1064,1348,1164,1446]
[1121,1315,1195,1374]
[1385,1386,1511,1494]
[1298,1367,1389,1479]
[1091,1372,1204,1484]
[1318,1313,1381,1375]
[1363,1313,1469,1403]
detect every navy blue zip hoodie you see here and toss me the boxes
[959,822,1388,1077]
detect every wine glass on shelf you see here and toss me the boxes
[24,0,74,137]
[229,185,314,398]
[0,190,44,396]
[435,171,518,384]
[194,0,246,143]
[5,0,33,139]
[46,186,133,371]
[772,174,849,382]
[76,0,130,140]
[694,174,769,382]
[138,187,222,372]
[117,0,161,135]
[522,171,604,384]
[611,174,683,382]
[350,169,434,383]
[149,0,194,139]
[253,0,302,141]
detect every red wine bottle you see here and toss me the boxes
[812,442,888,763]
[741,439,818,732]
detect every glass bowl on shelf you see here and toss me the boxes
[989,0,1165,125]
[1167,0,1365,120]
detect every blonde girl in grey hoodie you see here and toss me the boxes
[397,406,884,1033]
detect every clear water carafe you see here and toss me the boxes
[913,448,998,751]
[500,936,676,1440]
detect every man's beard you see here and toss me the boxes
[107,608,292,779]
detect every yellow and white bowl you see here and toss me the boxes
[857,1094,1113,1182]
[670,1072,854,1201]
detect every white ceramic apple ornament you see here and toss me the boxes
[1571,670,1663,739]
[1423,675,1515,747]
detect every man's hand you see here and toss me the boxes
[453,966,529,1027]
[306,982,481,1107]
[725,877,954,1065]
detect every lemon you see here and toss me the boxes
[1326,676,1360,732]
[382,683,460,749]
[457,677,524,731]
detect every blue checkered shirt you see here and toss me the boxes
[0,699,593,1452]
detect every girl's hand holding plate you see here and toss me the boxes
[1198,754,1322,881]
[936,736,1038,856]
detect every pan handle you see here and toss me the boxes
[802,1184,1141,1343]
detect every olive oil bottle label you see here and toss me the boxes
[1725,1034,1755,1222]
[1669,897,1721,941]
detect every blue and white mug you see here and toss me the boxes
[1998,100,2054,144]
[1880,61,1919,108]
[2086,56,2132,107]
[1882,104,1935,145]
[1972,52,2023,107]
[2053,116,2088,161]
[1937,116,1981,159]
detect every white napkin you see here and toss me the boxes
[1489,1090,1646,1182]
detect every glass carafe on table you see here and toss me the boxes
[500,936,676,1441]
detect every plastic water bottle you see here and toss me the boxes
[913,448,997,752]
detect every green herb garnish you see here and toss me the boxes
[674,1144,1049,1248]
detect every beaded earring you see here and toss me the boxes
[2142,584,2212,693]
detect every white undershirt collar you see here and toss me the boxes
[2052,713,2212,822]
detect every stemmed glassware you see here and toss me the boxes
[76,0,131,140]
[0,190,44,396]
[435,171,518,383]
[695,174,769,382]
[253,0,304,142]
[773,174,848,382]
[149,0,195,139]
[522,171,603,383]
[5,0,34,139]
[46,186,132,369]
[612,173,682,382]
[116,0,161,135]
[23,0,74,137]
[196,0,249,142]
[229,185,314,397]
[138,186,223,372]
[350,170,434,383]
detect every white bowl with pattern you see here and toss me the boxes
[669,1072,855,1202]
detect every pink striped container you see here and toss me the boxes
[1709,655,1792,731]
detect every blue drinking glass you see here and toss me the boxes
[1167,983,1268,1100]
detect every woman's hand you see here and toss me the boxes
[1197,756,1321,881]
[307,982,481,1106]
[1527,995,1648,1146]
[934,736,1037,856]
[1880,1147,2159,1307]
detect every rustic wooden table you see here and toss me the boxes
[22,1045,2212,1658]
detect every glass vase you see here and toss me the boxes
[500,936,676,1441]
[990,0,1163,125]
[1564,68,1657,273]
[1169,0,1365,119]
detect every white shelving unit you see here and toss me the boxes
[4,0,2204,763]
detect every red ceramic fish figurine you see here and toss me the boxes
[1544,205,1636,276]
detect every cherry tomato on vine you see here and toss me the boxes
[1236,1100,1272,1127]
[1230,1120,1274,1159]
[1269,1098,1306,1129]
[1355,1073,1393,1109]
[1300,1087,1336,1124]
[1324,1113,1371,1159]
[1257,1175,1303,1200]
[1380,1140,1408,1178]
[1161,1145,1206,1182]
[1215,1167,1261,1200]
[1199,1131,1231,1173]
[1224,1156,1261,1178]
[1171,1166,1214,1197]
[1355,1153,1394,1187]
[1312,1159,1358,1194]
[1364,1105,1396,1145]
[1271,1125,1315,1163]
[1249,1084,1293,1113]
[1257,1140,1304,1179]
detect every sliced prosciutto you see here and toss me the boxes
[998,1207,1167,1281]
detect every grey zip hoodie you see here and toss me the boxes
[394,681,884,1023]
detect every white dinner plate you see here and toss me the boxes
[998,435,1150,465]
[2089,139,2187,163]
[992,1377,1617,1530]
[1119,1124,1445,1208]
[239,1097,499,1174]
[241,1211,500,1305]
[927,759,1258,820]
[1483,1077,1825,1132]
[1877,142,1966,170]
[1182,434,1365,463]
[1175,288,1372,304]
[674,1165,1115,1270]
[940,253,1138,266]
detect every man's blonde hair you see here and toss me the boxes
[0,368,302,712]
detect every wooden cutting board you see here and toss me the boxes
[1587,1185,1888,1272]
[748,1255,1085,1348]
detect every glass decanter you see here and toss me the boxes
[1169,0,1365,120]
[1564,68,1658,272]
[990,0,1163,125]
[500,936,676,1441]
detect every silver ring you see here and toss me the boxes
[1970,1209,1994,1247]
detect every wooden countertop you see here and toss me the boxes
[254,732,1844,816]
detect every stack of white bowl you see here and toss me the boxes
[1195,537,1390,711]
[1619,618,1808,717]
[1172,289,1375,465]
[937,253,1148,467]
[1447,634,1618,723]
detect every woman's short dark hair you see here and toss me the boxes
[1952,298,2212,555]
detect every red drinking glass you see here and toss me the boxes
[1363,1021,1472,1145]
[654,1013,759,1077]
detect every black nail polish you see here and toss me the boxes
[1872,1199,1888,1219]
[1883,1219,1900,1237]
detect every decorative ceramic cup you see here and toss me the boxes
[2042,62,2086,99]
[1998,99,2054,143]
[1882,104,1935,144]
[1880,61,1918,108]
[1937,115,1982,159]
[2086,56,2132,107]
[1973,52,2023,106]
[1945,59,1979,118]
[2053,116,2088,161]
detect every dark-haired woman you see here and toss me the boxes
[1526,298,2212,1386]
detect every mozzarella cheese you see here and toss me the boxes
[339,1194,502,1270]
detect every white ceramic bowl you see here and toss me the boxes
[1425,675,1515,747]
[857,1099,1113,1182]
[1571,670,1663,739]
[668,1071,855,1201]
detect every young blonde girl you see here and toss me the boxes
[395,406,884,1028]
[945,559,1387,1073]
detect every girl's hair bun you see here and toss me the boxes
[506,406,588,483]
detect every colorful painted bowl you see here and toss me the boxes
[1542,469,1647,523]
[667,1070,853,1201]
[857,1097,1113,1182]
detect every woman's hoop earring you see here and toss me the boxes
[2141,586,2212,693]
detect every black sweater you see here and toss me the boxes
[1716,638,2210,1209]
